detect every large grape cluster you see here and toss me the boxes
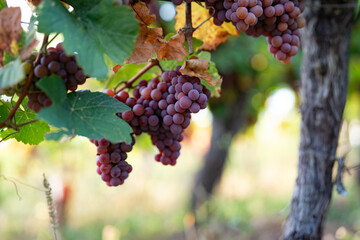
[27,43,87,112]
[206,0,305,63]
[92,66,210,186]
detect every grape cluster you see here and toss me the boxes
[92,67,210,186]
[120,67,210,165]
[27,43,87,112]
[206,0,305,63]
[0,57,34,97]
[91,137,134,187]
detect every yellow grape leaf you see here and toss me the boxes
[175,3,238,50]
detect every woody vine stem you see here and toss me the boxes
[0,35,49,131]
[184,2,195,54]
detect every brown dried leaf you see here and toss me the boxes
[133,2,156,26]
[0,7,22,64]
[155,32,187,62]
[126,24,163,64]
[175,3,238,50]
[127,26,187,64]
[180,59,222,87]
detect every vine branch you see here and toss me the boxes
[46,33,60,49]
[194,7,215,31]
[0,99,11,111]
[184,2,194,54]
[114,58,160,93]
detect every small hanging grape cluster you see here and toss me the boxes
[27,43,87,112]
[91,137,135,187]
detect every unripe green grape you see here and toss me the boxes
[22,62,32,74]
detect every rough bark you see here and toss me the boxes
[190,73,248,212]
[281,1,356,239]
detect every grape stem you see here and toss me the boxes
[0,100,11,111]
[183,2,195,54]
[180,3,214,53]
[0,130,19,143]
[0,35,49,129]
[46,33,60,49]
[114,58,160,93]
[16,120,39,128]
[194,6,215,31]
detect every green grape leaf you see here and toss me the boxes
[0,0,7,10]
[0,58,25,88]
[0,100,50,145]
[36,0,139,80]
[0,104,14,141]
[0,103,10,121]
[3,51,17,65]
[36,75,133,143]
[0,102,25,139]
[12,101,50,144]
[159,59,182,72]
[0,127,14,141]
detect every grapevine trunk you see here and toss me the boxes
[281,1,356,239]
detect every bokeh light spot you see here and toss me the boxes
[251,54,268,71]
[159,3,176,22]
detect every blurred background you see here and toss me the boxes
[1,1,360,240]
